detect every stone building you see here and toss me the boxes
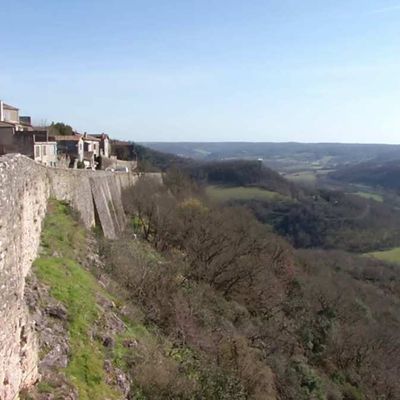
[51,133,101,169]
[0,100,33,131]
[91,133,110,157]
[0,126,58,167]
[33,139,57,167]
[50,135,84,167]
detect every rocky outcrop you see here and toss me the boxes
[0,154,142,400]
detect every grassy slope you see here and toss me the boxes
[367,247,400,264]
[33,200,122,400]
[352,191,383,202]
[284,171,317,185]
[32,200,199,400]
[206,185,287,202]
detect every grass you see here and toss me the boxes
[112,323,153,370]
[33,200,122,400]
[284,171,317,186]
[352,191,383,202]
[206,185,285,202]
[367,247,400,264]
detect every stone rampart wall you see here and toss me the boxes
[0,154,143,400]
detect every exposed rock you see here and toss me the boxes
[103,335,115,348]
[45,304,68,321]
[104,359,131,398]
[123,338,138,348]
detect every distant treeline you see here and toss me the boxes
[110,141,186,171]
[117,143,296,196]
[234,188,400,252]
[141,141,400,164]
[181,159,297,197]
[330,160,400,191]
[122,143,400,252]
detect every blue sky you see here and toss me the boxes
[1,0,400,143]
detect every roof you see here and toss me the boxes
[50,135,83,141]
[0,121,16,127]
[82,134,101,142]
[3,103,19,111]
[91,133,110,140]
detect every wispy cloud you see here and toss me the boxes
[370,4,400,14]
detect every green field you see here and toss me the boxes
[284,171,317,185]
[352,191,383,202]
[367,247,400,264]
[206,185,285,202]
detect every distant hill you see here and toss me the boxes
[111,141,189,171]
[141,142,400,171]
[114,142,296,196]
[182,159,297,197]
[330,160,400,191]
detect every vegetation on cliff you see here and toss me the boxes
[31,201,122,399]
[26,168,400,399]
[111,174,400,399]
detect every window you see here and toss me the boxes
[35,146,40,158]
[43,145,46,156]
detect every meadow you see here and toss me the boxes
[352,191,383,202]
[206,185,285,202]
[367,247,400,264]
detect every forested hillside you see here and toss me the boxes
[27,169,400,399]
[24,141,400,399]
[330,160,400,191]
[182,160,297,197]
[233,189,400,252]
[109,174,400,399]
[141,142,400,170]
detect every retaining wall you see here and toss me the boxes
[0,154,143,400]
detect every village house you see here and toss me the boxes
[50,132,102,169]
[0,128,57,166]
[0,98,134,171]
[82,132,101,168]
[90,133,110,157]
[50,134,84,167]
[0,100,33,131]
[0,100,58,166]
[33,135,57,167]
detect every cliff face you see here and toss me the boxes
[0,155,140,400]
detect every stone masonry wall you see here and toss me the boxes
[0,155,141,400]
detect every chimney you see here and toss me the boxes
[0,100,3,122]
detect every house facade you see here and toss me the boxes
[91,133,110,157]
[50,135,84,167]
[0,125,58,167]
[49,133,103,169]
[33,140,57,167]
[0,98,133,170]
[0,100,33,131]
